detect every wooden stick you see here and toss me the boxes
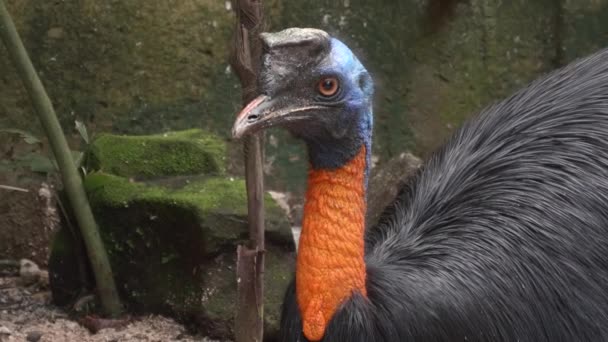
[0,184,29,192]
[229,0,266,341]
[0,0,122,316]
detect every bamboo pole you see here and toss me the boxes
[229,0,266,341]
[0,0,122,316]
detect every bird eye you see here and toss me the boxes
[317,77,340,97]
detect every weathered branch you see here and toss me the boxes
[230,0,266,341]
[0,0,122,316]
[0,184,29,192]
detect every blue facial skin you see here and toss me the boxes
[303,38,375,184]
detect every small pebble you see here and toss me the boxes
[46,27,64,39]
[26,330,43,342]
[0,326,11,335]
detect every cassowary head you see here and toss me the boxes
[232,28,374,169]
[233,28,374,340]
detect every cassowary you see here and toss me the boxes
[232,28,608,341]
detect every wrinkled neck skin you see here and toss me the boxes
[296,114,372,341]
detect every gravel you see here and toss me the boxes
[0,276,224,342]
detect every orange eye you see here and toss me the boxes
[318,77,339,97]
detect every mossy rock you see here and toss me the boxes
[87,129,226,179]
[195,245,294,340]
[49,172,294,339]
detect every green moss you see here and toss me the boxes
[200,245,294,338]
[84,172,146,203]
[85,173,280,222]
[180,177,248,215]
[84,172,291,249]
[83,172,236,218]
[87,129,226,178]
[263,246,295,335]
[48,171,295,338]
[1,0,235,133]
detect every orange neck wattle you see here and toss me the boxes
[296,146,368,341]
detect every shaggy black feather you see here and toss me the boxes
[279,47,608,341]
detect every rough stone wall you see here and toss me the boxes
[2,0,608,196]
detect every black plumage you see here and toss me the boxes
[231,27,608,341]
[278,46,608,341]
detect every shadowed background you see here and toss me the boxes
[2,0,608,196]
[1,0,608,340]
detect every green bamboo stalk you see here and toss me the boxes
[0,0,122,316]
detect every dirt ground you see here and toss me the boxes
[0,270,222,342]
[0,183,58,268]
[0,179,226,342]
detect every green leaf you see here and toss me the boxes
[161,253,178,264]
[72,150,84,168]
[23,136,40,144]
[0,161,15,173]
[32,158,55,173]
[20,153,56,173]
[75,120,89,144]
[0,128,41,144]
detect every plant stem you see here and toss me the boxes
[0,0,122,316]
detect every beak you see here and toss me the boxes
[231,95,324,139]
